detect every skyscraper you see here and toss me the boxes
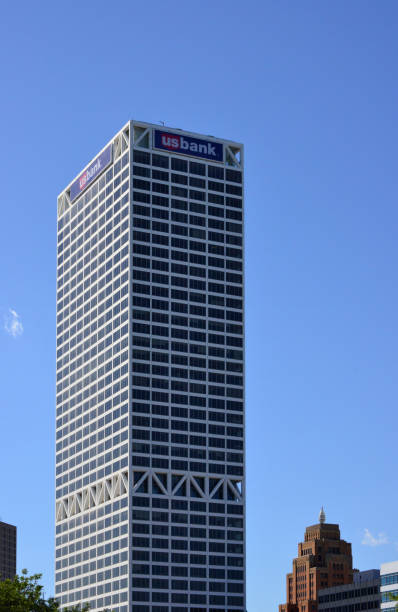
[279,509,354,612]
[55,121,245,612]
[0,521,16,581]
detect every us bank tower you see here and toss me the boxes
[55,121,245,612]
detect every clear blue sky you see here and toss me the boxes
[1,1,398,610]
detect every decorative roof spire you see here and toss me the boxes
[319,506,326,524]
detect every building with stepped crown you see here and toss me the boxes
[279,509,354,612]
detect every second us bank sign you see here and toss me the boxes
[153,129,223,162]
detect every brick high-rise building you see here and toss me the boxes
[279,509,354,612]
[0,521,17,581]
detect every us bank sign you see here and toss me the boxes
[70,144,113,202]
[154,129,223,162]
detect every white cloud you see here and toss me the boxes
[4,309,23,338]
[362,528,388,547]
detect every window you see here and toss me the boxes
[189,161,205,176]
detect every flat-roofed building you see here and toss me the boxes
[0,521,16,581]
[318,569,380,611]
[380,560,398,612]
[55,121,245,612]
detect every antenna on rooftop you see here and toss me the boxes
[159,120,165,126]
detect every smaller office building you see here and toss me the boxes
[381,561,398,612]
[0,521,17,581]
[318,569,380,611]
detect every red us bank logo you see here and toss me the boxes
[79,171,88,190]
[160,133,181,150]
[154,130,223,162]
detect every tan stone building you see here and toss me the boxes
[279,509,354,612]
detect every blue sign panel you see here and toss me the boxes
[70,144,113,202]
[154,130,223,162]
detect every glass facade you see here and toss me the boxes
[55,121,245,611]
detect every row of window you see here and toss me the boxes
[132,370,243,386]
[132,276,243,298]
[319,586,379,601]
[58,592,127,610]
[133,155,242,182]
[132,260,242,283]
[57,576,127,594]
[131,579,244,591]
[116,604,243,612]
[132,416,242,435]
[132,247,243,271]
[136,376,242,395]
[133,563,242,576]
[131,525,243,542]
[382,590,398,602]
[132,232,242,256]
[131,459,243,477]
[132,335,243,357]
[381,572,398,586]
[133,178,242,199]
[131,232,242,251]
[318,602,379,611]
[131,497,243,515]
[131,327,243,346]
[133,149,241,180]
[62,592,243,611]
[131,387,243,402]
[133,189,242,211]
[133,203,242,222]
